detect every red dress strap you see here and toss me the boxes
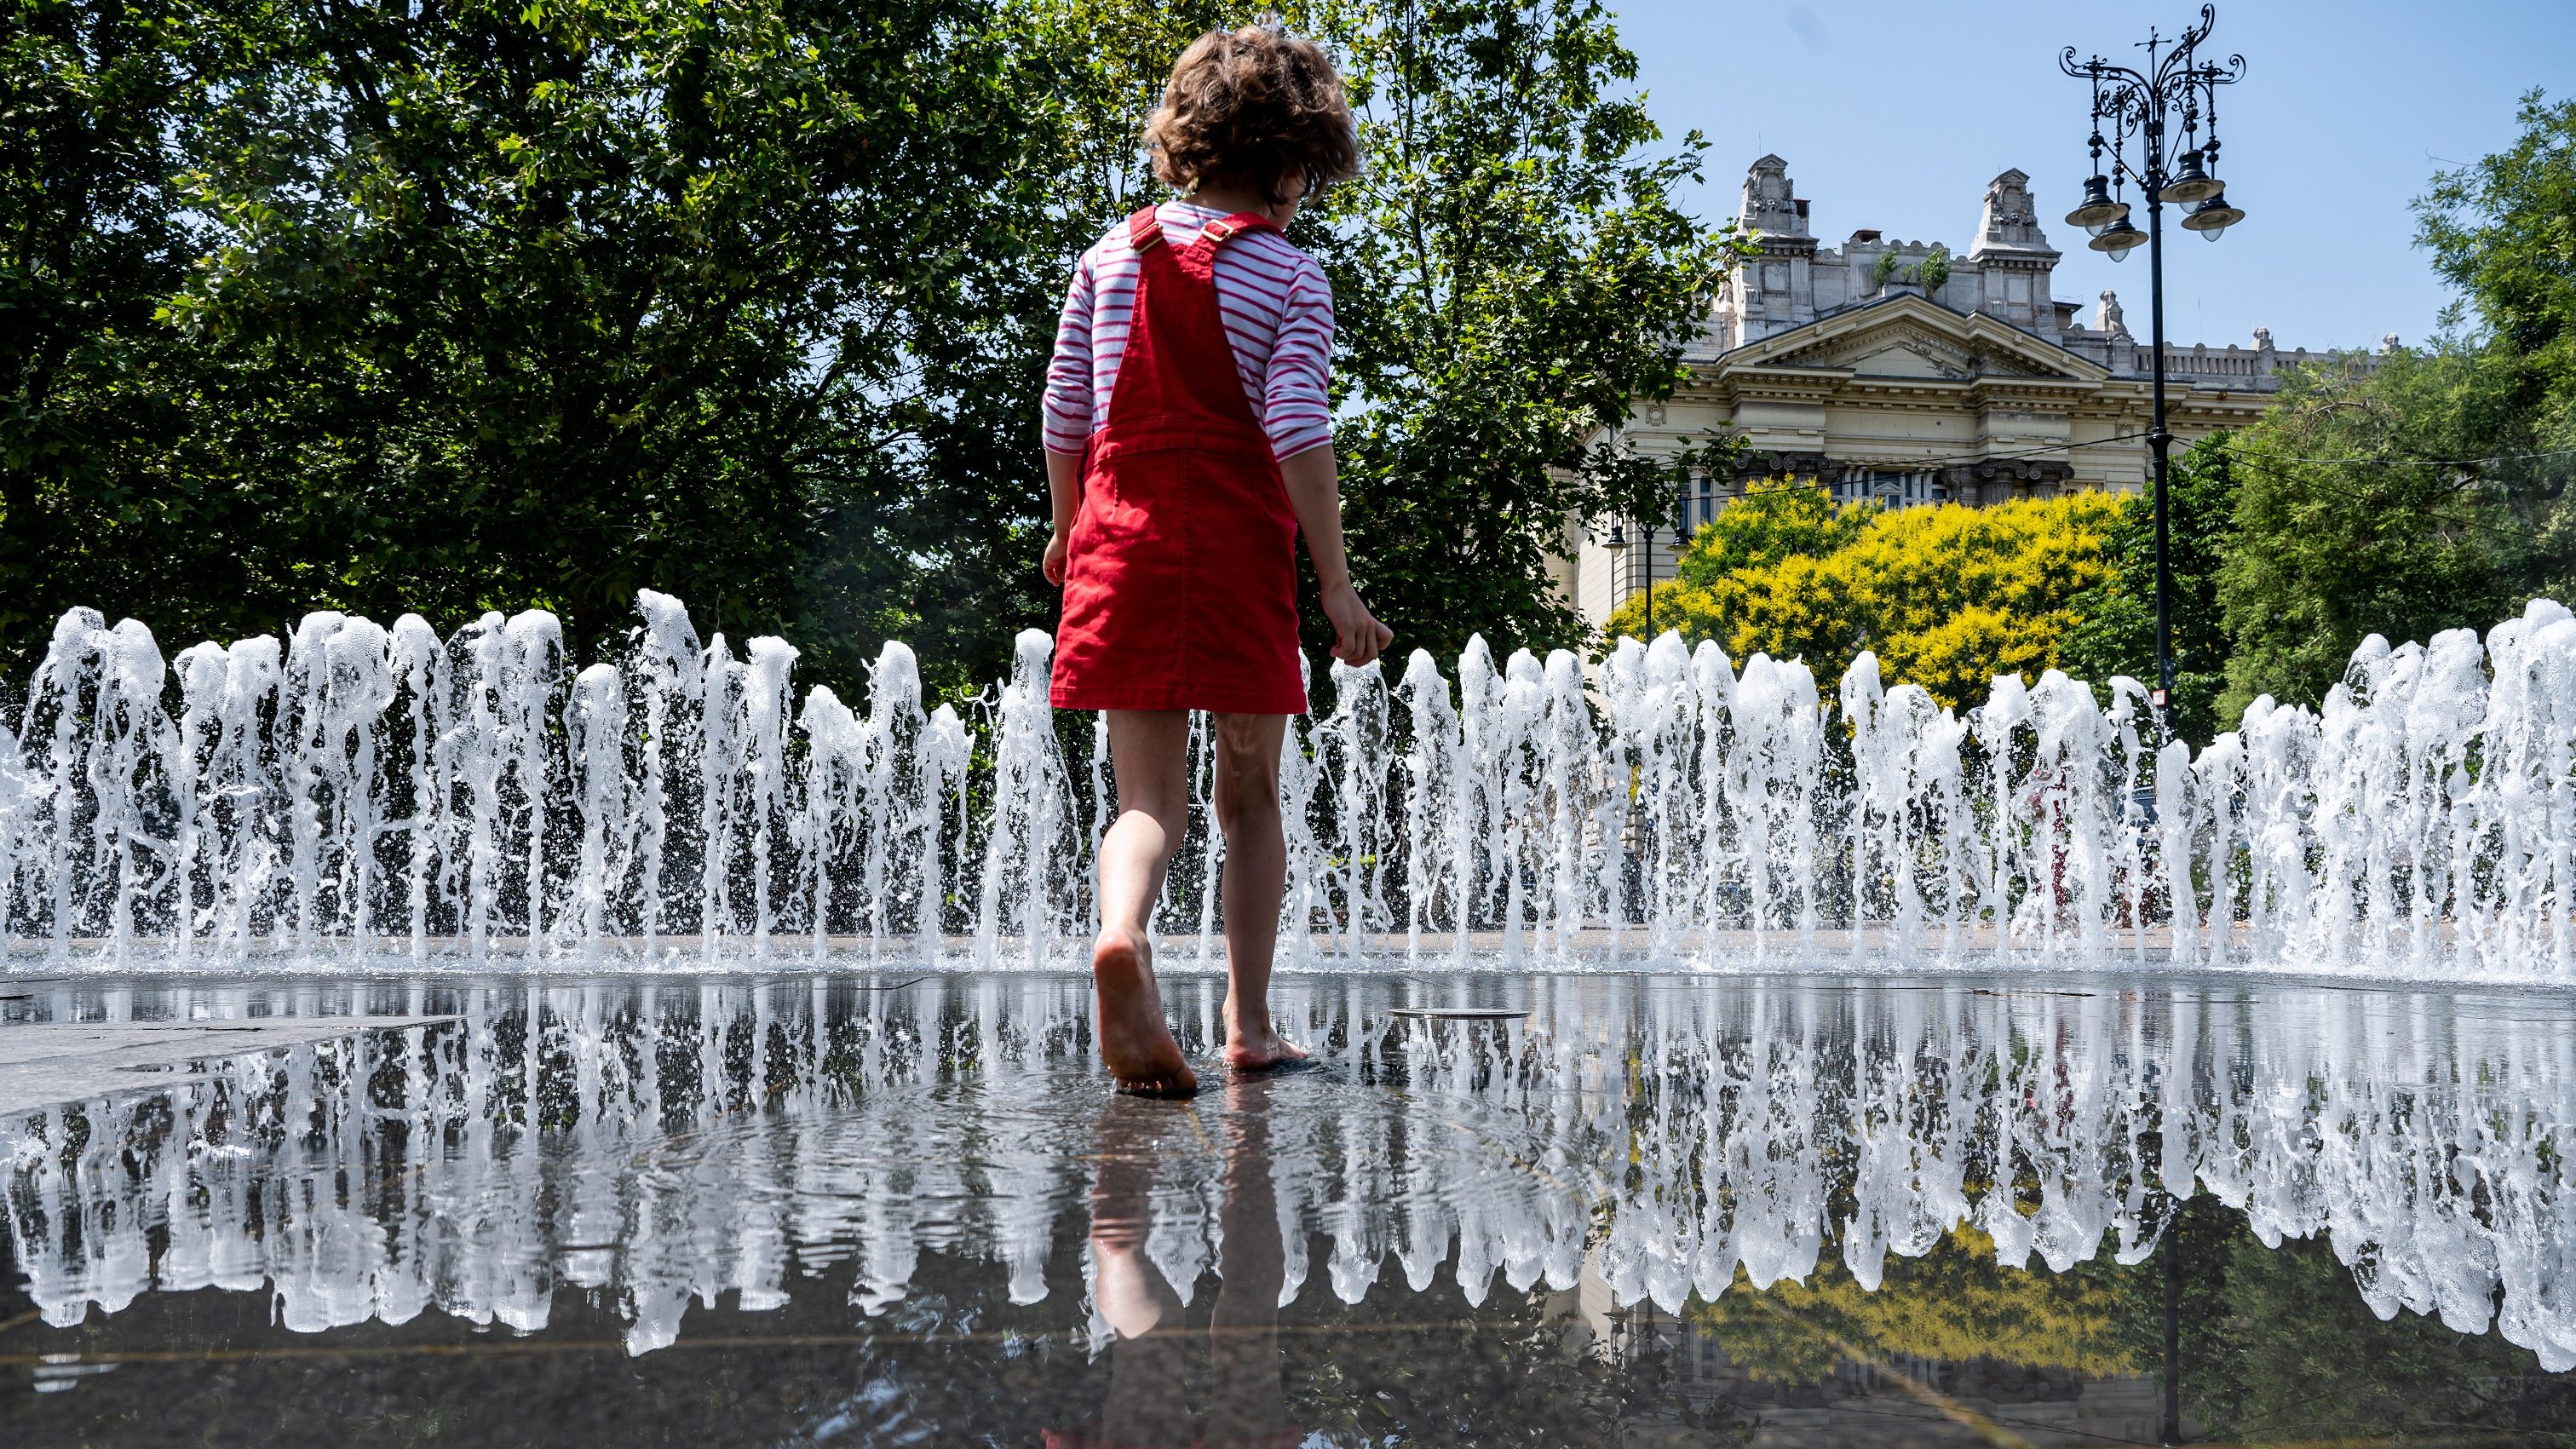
[1099,210,1268,451]
[1191,210,1279,250]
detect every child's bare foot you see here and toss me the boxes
[1095,929,1196,1096]
[1222,1002,1309,1073]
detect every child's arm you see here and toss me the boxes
[1042,450,1082,586]
[1040,251,1097,589]
[1279,445,1392,667]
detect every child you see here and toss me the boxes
[1041,24,1390,1097]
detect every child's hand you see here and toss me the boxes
[1322,582,1392,667]
[1043,528,1070,587]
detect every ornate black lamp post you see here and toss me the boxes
[2061,6,2246,733]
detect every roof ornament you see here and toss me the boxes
[2096,289,2130,337]
[1973,170,2056,259]
[1739,155,1808,238]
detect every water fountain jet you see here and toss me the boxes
[0,592,2569,979]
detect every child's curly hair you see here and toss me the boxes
[1145,26,1359,204]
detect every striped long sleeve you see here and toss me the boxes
[1040,201,1336,461]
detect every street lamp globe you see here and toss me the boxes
[2159,148,2224,204]
[2064,175,2130,234]
[2181,191,2245,240]
[2090,215,2148,260]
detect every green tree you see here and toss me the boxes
[0,0,250,653]
[1,0,1084,698]
[1673,480,1873,584]
[2,0,1740,694]
[1313,0,1744,665]
[2061,435,2238,745]
[2169,1210,2576,1445]
[1597,478,1869,666]
[1695,1226,2136,1385]
[2215,91,2576,724]
[2217,347,2570,722]
[2419,89,2576,400]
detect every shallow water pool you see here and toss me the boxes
[4,966,2573,1446]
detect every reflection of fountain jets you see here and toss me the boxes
[14,977,2576,1368]
[13,593,2576,974]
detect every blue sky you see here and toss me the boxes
[1606,0,2576,353]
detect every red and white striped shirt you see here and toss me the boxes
[1042,201,1336,462]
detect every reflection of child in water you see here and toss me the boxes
[1045,1080,1298,1449]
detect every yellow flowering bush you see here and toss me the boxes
[1605,487,2119,711]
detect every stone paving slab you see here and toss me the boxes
[0,1017,455,1116]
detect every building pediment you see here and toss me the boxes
[1711,295,2110,387]
[1780,323,1981,380]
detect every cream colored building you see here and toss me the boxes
[1561,155,2378,630]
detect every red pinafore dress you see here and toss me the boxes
[1050,207,1308,716]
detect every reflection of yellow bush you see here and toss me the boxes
[1692,1226,2136,1383]
[1605,491,2117,712]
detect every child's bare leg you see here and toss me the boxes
[1212,713,1306,1071]
[1096,709,1196,1095]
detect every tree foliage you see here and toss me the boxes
[2212,90,2576,725]
[1,0,1738,698]
[2217,347,2576,722]
[2059,435,2238,745]
[2150,1198,2576,1445]
[2,0,250,656]
[1699,1193,2576,1443]
[1309,0,1744,665]
[2,0,1081,698]
[1608,489,2118,713]
[1671,479,1872,584]
[2420,89,2576,398]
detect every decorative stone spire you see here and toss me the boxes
[2096,289,2129,337]
[1969,169,2056,259]
[1739,155,1808,239]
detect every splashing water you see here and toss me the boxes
[2,591,2573,975]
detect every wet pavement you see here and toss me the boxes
[4,966,2575,1446]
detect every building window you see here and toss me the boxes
[1833,467,1944,508]
[1684,473,1719,533]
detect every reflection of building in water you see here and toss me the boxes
[5,976,2572,1379]
[1563,155,2387,631]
